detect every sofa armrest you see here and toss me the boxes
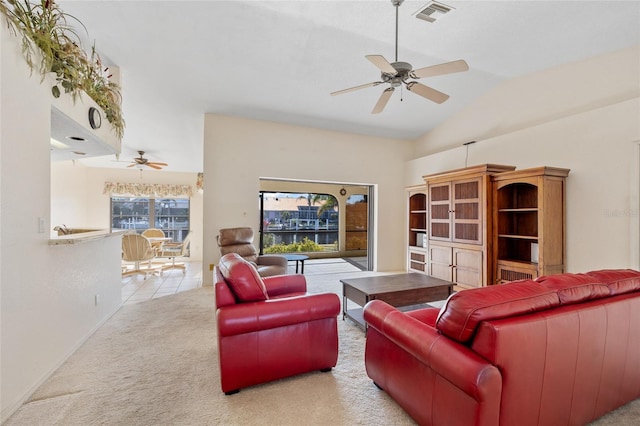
[257,254,288,267]
[263,274,307,297]
[364,300,501,400]
[217,293,340,337]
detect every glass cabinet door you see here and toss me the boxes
[429,178,482,244]
[452,178,482,244]
[428,183,451,241]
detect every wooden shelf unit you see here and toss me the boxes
[407,186,428,273]
[423,164,515,289]
[492,167,570,283]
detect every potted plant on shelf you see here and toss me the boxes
[0,0,124,138]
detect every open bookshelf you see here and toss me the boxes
[492,167,569,283]
[408,188,427,272]
[409,192,427,247]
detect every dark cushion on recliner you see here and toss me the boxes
[218,227,259,263]
[219,253,268,302]
[218,227,254,245]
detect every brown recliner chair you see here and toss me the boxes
[217,227,288,277]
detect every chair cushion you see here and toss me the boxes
[219,243,258,263]
[218,228,259,263]
[219,253,268,302]
[218,227,254,246]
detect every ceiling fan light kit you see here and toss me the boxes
[127,151,169,170]
[331,0,467,114]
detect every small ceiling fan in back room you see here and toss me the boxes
[330,0,468,114]
[128,151,168,170]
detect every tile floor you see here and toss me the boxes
[121,257,365,305]
[121,261,204,305]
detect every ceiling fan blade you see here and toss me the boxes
[330,81,382,96]
[411,60,469,79]
[149,162,168,166]
[127,163,136,168]
[372,88,394,114]
[365,55,397,75]
[406,82,449,104]
[147,164,162,170]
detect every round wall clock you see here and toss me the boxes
[88,107,102,129]
[340,188,347,196]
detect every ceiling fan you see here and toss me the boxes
[127,151,168,170]
[330,0,469,114]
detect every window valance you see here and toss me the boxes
[103,182,193,198]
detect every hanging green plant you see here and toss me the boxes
[0,0,124,139]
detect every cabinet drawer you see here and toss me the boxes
[410,261,427,272]
[409,249,427,273]
[410,251,426,262]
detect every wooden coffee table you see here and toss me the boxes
[340,273,454,331]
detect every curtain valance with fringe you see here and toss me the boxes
[103,182,193,198]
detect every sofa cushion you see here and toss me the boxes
[587,269,640,295]
[219,253,268,302]
[535,273,610,304]
[436,280,559,343]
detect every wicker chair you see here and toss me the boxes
[141,228,165,238]
[122,234,162,279]
[159,232,191,273]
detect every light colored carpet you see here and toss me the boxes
[5,272,639,425]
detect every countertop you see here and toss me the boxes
[49,229,127,245]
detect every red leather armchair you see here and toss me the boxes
[214,253,340,394]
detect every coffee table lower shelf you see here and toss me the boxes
[344,303,436,330]
[341,273,454,332]
[344,308,366,329]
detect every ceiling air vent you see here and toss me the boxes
[414,1,454,23]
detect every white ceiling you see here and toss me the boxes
[56,0,640,172]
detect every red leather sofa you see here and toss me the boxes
[214,253,340,394]
[363,269,640,425]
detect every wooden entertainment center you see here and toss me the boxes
[407,164,569,290]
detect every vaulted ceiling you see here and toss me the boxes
[57,0,640,172]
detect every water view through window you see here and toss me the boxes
[259,191,367,255]
[110,197,190,242]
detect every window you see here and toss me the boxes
[260,192,339,252]
[111,197,190,242]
